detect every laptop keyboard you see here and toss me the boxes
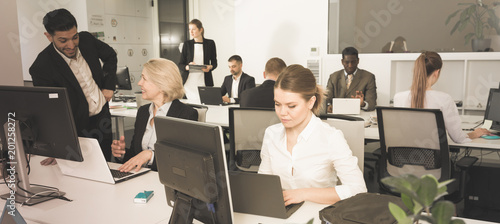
[110,169,133,179]
[285,201,304,213]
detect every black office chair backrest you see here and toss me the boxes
[229,107,280,172]
[376,106,450,182]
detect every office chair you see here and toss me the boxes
[319,114,365,172]
[228,107,280,172]
[376,106,477,214]
[185,103,208,122]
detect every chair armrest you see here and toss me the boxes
[456,156,478,169]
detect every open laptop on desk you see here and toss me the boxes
[331,98,360,114]
[229,171,304,219]
[198,86,230,106]
[57,137,150,184]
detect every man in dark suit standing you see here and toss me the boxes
[30,8,117,162]
[221,55,255,104]
[326,47,377,112]
[239,57,286,108]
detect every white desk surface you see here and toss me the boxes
[4,156,330,224]
[110,100,236,127]
[363,114,500,150]
[6,156,495,224]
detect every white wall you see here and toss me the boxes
[16,0,88,81]
[234,0,329,84]
[1,0,23,86]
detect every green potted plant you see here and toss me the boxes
[445,0,500,51]
[381,174,465,224]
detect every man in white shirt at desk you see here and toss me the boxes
[221,55,255,104]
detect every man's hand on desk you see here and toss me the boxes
[112,136,126,158]
[40,157,57,166]
[222,96,231,103]
[352,91,365,107]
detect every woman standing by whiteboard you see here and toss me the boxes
[179,19,217,101]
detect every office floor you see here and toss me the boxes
[362,142,500,223]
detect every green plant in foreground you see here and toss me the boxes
[381,174,465,224]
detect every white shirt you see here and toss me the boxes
[55,45,106,116]
[230,74,241,103]
[258,114,367,200]
[393,90,471,143]
[184,43,205,101]
[142,102,172,165]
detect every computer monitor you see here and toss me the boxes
[484,88,500,131]
[154,117,233,224]
[116,66,132,90]
[0,86,83,205]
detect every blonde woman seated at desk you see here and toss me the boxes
[393,51,489,143]
[111,58,198,172]
[258,65,367,206]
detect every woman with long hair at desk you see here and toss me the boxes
[258,64,366,206]
[393,51,489,143]
[111,58,198,172]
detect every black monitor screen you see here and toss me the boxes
[154,117,233,224]
[116,66,132,90]
[0,86,82,161]
[484,88,500,131]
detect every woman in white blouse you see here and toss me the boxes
[179,19,217,101]
[393,51,489,143]
[258,64,366,206]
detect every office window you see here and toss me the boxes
[329,0,500,53]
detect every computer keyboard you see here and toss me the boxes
[110,169,133,179]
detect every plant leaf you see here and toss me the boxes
[464,32,475,45]
[381,176,418,197]
[417,175,438,208]
[388,202,412,224]
[437,179,454,189]
[431,201,455,224]
[450,20,462,35]
[415,214,435,223]
[306,218,314,224]
[446,9,461,25]
[412,199,424,215]
[401,193,415,213]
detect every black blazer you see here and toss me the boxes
[124,100,198,171]
[29,31,117,136]
[239,80,276,109]
[178,38,217,86]
[220,72,256,104]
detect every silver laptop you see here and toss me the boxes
[229,171,303,219]
[331,98,361,114]
[198,86,229,106]
[57,137,150,184]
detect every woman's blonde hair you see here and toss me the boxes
[275,64,325,115]
[143,58,185,102]
[410,51,442,108]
